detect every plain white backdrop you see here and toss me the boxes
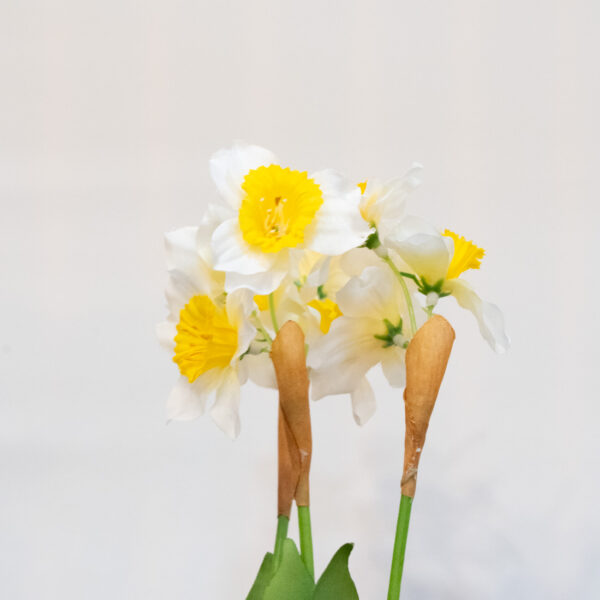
[1,1,599,598]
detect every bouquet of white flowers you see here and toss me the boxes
[157,141,509,599]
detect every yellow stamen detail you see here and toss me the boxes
[308,298,343,334]
[173,295,238,382]
[358,181,367,194]
[239,165,323,253]
[443,229,485,279]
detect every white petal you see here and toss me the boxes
[156,320,177,351]
[226,288,257,360]
[339,247,381,278]
[164,226,199,271]
[446,279,510,353]
[197,204,235,263]
[305,169,370,254]
[212,218,276,275]
[165,227,223,298]
[388,214,440,239]
[381,347,406,387]
[224,260,287,295]
[376,164,424,242]
[167,375,210,421]
[210,370,241,439]
[165,269,201,315]
[240,353,278,389]
[209,141,276,209]
[308,317,379,399]
[389,230,451,284]
[351,377,377,425]
[336,266,396,319]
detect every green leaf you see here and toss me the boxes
[264,539,315,600]
[246,552,275,600]
[313,543,359,600]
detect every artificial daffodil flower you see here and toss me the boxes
[209,141,370,295]
[388,216,510,353]
[157,216,276,438]
[358,163,423,251]
[308,262,424,425]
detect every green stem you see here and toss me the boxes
[383,257,417,336]
[273,515,289,567]
[297,505,315,580]
[269,293,279,333]
[252,311,273,343]
[387,495,413,600]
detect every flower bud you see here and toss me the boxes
[401,315,455,497]
[271,321,312,517]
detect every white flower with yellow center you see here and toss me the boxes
[308,264,422,425]
[389,217,510,352]
[210,141,370,294]
[358,163,423,249]
[157,223,271,439]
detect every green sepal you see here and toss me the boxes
[373,317,405,348]
[313,543,359,600]
[363,229,381,249]
[419,277,451,298]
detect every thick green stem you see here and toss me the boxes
[297,505,314,580]
[384,257,417,336]
[269,293,279,333]
[273,515,289,566]
[387,494,413,600]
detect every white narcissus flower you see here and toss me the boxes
[358,163,423,248]
[389,217,510,353]
[209,141,370,294]
[157,222,275,439]
[308,265,422,425]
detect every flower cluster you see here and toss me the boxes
[157,141,509,437]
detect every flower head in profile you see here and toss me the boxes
[388,217,509,352]
[358,163,423,251]
[209,141,370,295]
[308,263,423,425]
[157,217,274,438]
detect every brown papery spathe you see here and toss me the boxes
[270,321,312,518]
[401,315,455,498]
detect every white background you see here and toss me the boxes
[1,1,599,598]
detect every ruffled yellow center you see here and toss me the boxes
[173,295,238,382]
[239,165,323,253]
[443,230,485,279]
[308,298,343,333]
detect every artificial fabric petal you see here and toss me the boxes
[167,375,211,421]
[381,347,407,387]
[350,377,377,425]
[209,141,276,209]
[210,370,242,439]
[212,218,277,275]
[446,279,510,353]
[306,169,370,255]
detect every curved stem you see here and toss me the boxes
[387,494,413,600]
[269,293,279,333]
[383,257,417,336]
[297,505,314,580]
[273,515,289,567]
